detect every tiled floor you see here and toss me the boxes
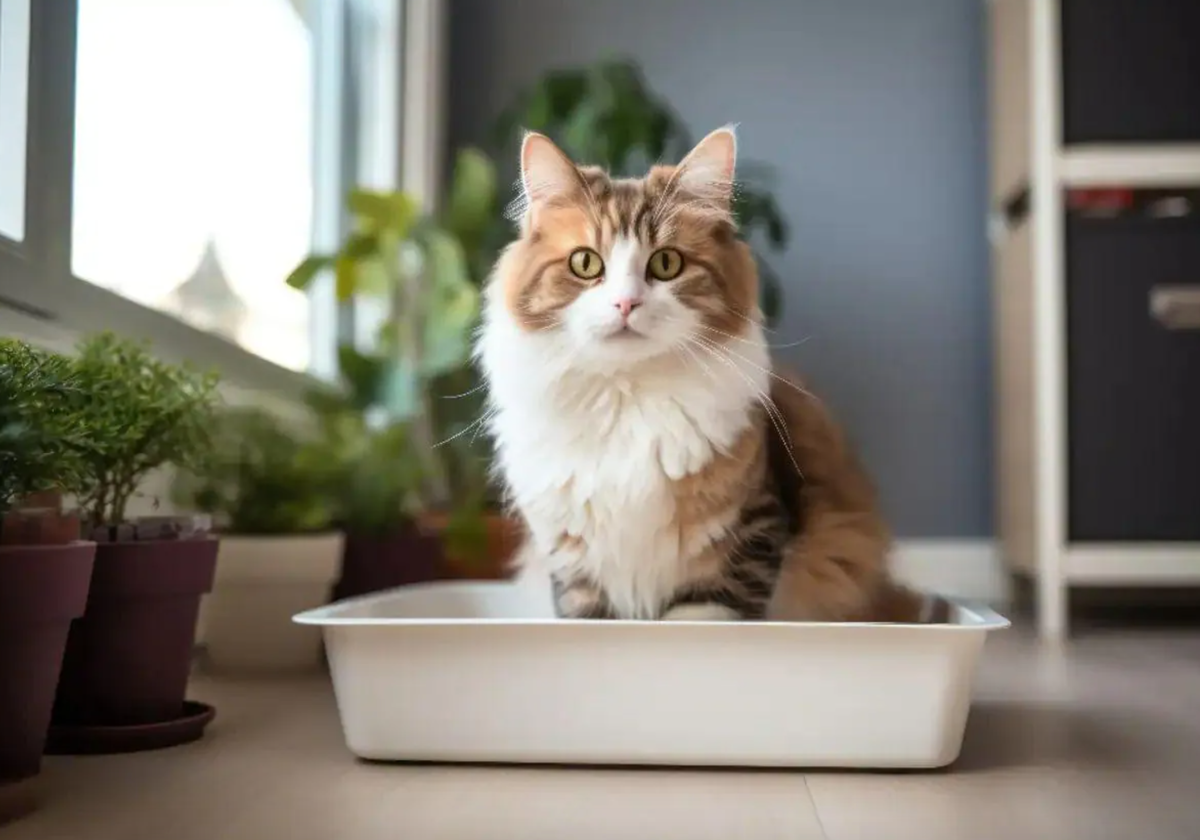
[9,622,1200,840]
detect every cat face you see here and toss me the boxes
[491,127,760,370]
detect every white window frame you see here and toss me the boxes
[0,0,446,399]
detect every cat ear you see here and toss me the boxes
[519,132,584,213]
[671,125,738,217]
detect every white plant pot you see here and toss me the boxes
[200,532,344,674]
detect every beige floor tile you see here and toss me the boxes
[13,676,825,840]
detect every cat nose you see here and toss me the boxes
[615,297,643,319]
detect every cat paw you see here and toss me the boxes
[660,603,741,622]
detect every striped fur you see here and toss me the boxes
[478,128,928,623]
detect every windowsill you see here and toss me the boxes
[0,295,317,415]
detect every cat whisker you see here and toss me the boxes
[686,333,798,456]
[685,337,802,479]
[441,382,488,400]
[695,321,812,351]
[711,302,778,335]
[691,333,818,404]
[687,333,798,450]
[434,405,499,450]
[677,342,716,381]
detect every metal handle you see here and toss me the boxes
[1149,286,1200,330]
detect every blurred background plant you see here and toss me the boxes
[69,333,221,530]
[173,407,336,536]
[287,147,499,561]
[490,57,790,322]
[0,340,92,520]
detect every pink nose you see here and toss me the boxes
[615,298,642,319]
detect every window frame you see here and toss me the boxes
[0,0,444,398]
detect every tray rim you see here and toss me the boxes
[294,580,1011,632]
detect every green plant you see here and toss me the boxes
[174,407,336,535]
[286,149,498,521]
[70,333,221,529]
[0,340,91,519]
[311,403,420,536]
[493,58,790,321]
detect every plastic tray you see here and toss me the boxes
[294,580,1008,768]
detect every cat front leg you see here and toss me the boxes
[659,584,761,622]
[551,571,617,620]
[660,602,742,621]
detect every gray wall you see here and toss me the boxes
[448,0,991,538]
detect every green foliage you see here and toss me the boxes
[287,148,498,543]
[306,393,422,536]
[0,340,93,517]
[492,57,790,323]
[71,333,221,528]
[174,407,336,536]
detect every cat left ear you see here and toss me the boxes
[671,125,738,217]
[519,132,585,214]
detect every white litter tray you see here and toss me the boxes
[295,580,1009,769]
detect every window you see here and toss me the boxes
[0,0,447,393]
[72,0,314,371]
[0,0,30,242]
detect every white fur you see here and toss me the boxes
[477,270,771,620]
[660,603,741,622]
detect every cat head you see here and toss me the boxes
[487,127,761,371]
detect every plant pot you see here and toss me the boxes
[0,542,95,782]
[332,525,443,601]
[52,538,218,730]
[200,532,343,673]
[423,512,522,581]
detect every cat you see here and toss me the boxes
[476,126,928,623]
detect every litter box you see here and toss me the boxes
[294,579,1009,769]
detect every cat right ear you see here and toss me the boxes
[517,132,583,219]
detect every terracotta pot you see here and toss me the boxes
[52,538,218,730]
[420,512,522,580]
[0,542,95,781]
[332,524,443,601]
[200,532,343,673]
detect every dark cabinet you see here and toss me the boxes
[1061,0,1200,144]
[1066,190,1200,540]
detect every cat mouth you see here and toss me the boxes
[606,326,645,340]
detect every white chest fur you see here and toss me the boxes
[478,308,770,619]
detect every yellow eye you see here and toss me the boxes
[647,248,684,281]
[568,248,604,280]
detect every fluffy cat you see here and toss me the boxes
[477,126,926,623]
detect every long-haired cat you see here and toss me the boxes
[477,126,926,623]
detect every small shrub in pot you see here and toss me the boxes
[50,333,221,739]
[175,406,343,673]
[0,341,96,783]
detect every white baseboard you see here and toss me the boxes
[891,539,1007,603]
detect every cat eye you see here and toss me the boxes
[568,248,604,280]
[647,248,684,281]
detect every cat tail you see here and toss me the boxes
[765,372,928,624]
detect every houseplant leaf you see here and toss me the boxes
[286,255,333,291]
[348,188,417,235]
[419,229,480,377]
[336,345,388,412]
[380,359,420,421]
[444,148,497,252]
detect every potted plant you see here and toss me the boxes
[309,392,433,601]
[0,342,95,790]
[287,148,515,587]
[492,58,791,322]
[174,406,343,673]
[48,333,221,754]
